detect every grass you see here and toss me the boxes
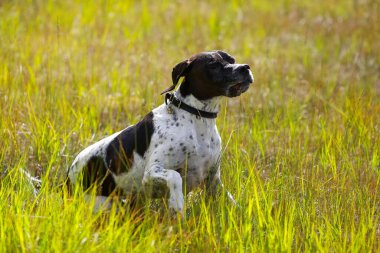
[1,0,379,251]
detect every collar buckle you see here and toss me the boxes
[165,93,174,114]
[165,93,174,105]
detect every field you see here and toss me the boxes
[1,0,379,252]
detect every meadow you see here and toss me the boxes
[0,0,379,252]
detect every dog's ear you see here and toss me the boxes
[216,50,235,64]
[161,59,192,95]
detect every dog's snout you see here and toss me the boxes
[242,64,250,70]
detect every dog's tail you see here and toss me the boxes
[19,168,42,197]
[19,167,72,197]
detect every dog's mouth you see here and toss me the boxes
[231,81,250,93]
[227,76,253,97]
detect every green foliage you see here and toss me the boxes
[1,0,379,251]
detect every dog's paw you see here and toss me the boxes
[168,193,184,214]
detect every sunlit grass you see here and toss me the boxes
[1,0,379,251]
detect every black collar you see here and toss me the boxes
[164,93,218,119]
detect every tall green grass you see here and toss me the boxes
[1,0,379,251]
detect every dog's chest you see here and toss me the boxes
[151,105,221,188]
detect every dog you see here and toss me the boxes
[67,50,254,213]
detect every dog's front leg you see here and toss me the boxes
[205,164,236,205]
[142,164,184,214]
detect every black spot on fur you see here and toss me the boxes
[176,122,179,127]
[82,156,119,196]
[106,112,154,175]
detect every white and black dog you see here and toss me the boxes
[67,51,254,213]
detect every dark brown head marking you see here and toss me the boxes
[161,50,254,100]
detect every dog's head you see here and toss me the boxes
[161,50,254,100]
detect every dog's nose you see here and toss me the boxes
[237,64,250,73]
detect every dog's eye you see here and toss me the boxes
[208,61,222,69]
